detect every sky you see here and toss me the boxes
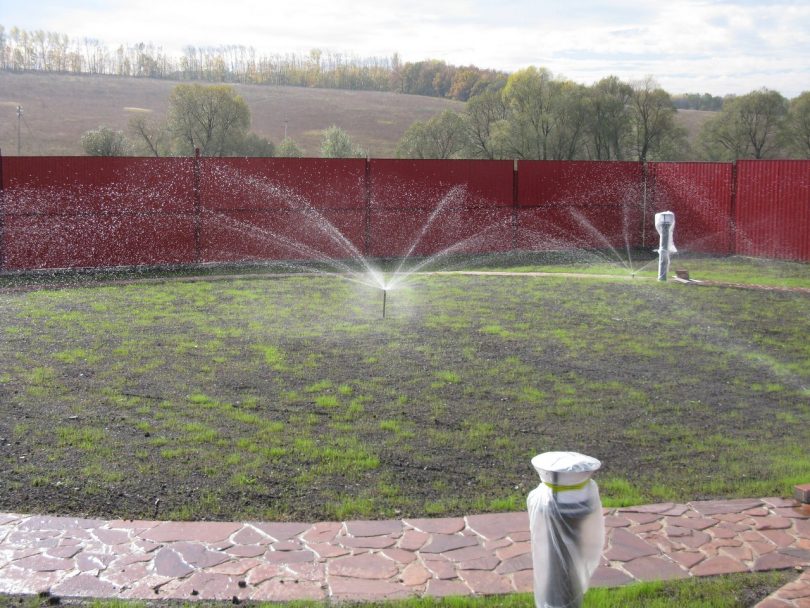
[3,0,809,97]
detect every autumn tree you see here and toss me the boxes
[628,77,686,162]
[80,125,131,156]
[784,91,810,159]
[276,137,304,157]
[396,110,469,159]
[320,125,365,158]
[167,84,250,156]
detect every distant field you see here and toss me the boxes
[0,72,464,157]
[0,71,714,159]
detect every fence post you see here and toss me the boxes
[0,148,5,272]
[512,159,519,251]
[363,156,372,256]
[193,148,201,264]
[729,160,738,255]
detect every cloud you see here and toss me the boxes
[3,0,808,96]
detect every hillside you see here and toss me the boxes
[0,72,714,158]
[0,72,464,158]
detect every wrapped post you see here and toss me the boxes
[527,452,604,608]
[654,211,676,282]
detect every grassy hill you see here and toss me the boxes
[0,72,464,158]
[0,71,713,158]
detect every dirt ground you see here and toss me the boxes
[0,270,809,521]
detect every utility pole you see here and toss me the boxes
[16,106,23,156]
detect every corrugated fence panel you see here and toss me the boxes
[199,158,366,262]
[650,162,733,255]
[2,157,195,269]
[736,160,810,261]
[517,161,643,251]
[368,159,514,257]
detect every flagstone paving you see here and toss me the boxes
[0,497,808,605]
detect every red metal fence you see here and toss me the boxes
[0,156,808,271]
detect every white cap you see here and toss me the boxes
[531,451,601,486]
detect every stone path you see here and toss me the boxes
[1,497,808,605]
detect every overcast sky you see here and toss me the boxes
[5,0,809,97]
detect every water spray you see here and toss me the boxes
[654,211,676,281]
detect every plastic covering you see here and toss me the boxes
[654,211,677,253]
[527,452,604,608]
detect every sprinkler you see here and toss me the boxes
[527,452,604,608]
[382,288,387,319]
[654,211,676,281]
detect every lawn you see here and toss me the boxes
[1,257,809,522]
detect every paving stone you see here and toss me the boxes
[495,541,530,560]
[504,569,530,593]
[251,522,310,542]
[630,521,663,534]
[420,533,480,554]
[756,517,794,531]
[398,530,429,551]
[252,577,327,601]
[774,506,810,519]
[589,566,634,587]
[755,599,794,607]
[621,503,676,514]
[483,537,512,551]
[444,545,491,563]
[465,512,529,540]
[207,557,262,576]
[754,551,807,571]
[761,530,796,548]
[457,555,501,571]
[262,549,316,565]
[661,504,691,517]
[0,515,21,526]
[231,525,270,545]
[622,556,689,581]
[51,573,119,597]
[153,548,194,578]
[495,552,533,575]
[345,520,402,538]
[423,555,459,580]
[18,516,103,531]
[76,552,115,572]
[716,513,750,523]
[624,512,663,525]
[690,498,763,516]
[309,542,350,559]
[764,497,799,508]
[13,554,74,572]
[797,519,810,539]
[744,508,771,517]
[400,562,431,586]
[667,516,718,531]
[225,544,266,558]
[604,528,660,561]
[722,544,754,562]
[141,521,241,543]
[172,541,230,569]
[330,576,412,600]
[0,569,65,594]
[46,545,82,559]
[677,530,713,550]
[459,569,513,594]
[246,563,285,586]
[404,518,466,534]
[426,579,471,597]
[750,541,779,556]
[328,553,399,579]
[272,540,303,551]
[173,572,245,600]
[691,555,748,576]
[509,530,531,542]
[93,528,131,545]
[338,535,398,549]
[381,548,417,564]
[302,522,342,544]
[670,550,705,569]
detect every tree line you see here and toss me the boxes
[396,70,810,161]
[1,24,506,101]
